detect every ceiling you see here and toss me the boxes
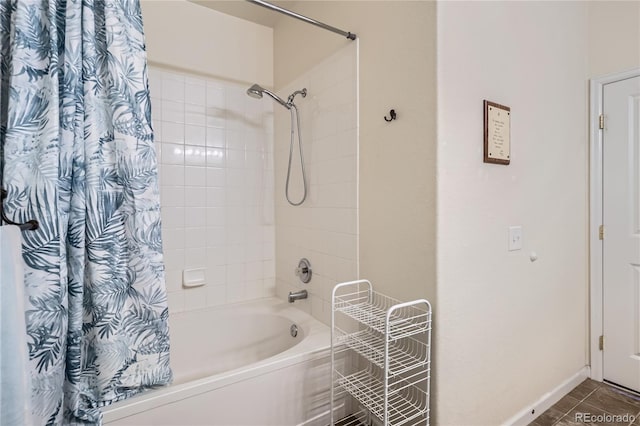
[189,1,297,28]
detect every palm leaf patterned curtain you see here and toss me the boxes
[0,0,172,424]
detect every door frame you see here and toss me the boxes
[589,68,640,382]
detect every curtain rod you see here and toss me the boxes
[245,0,356,40]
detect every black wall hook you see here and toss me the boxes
[384,109,397,122]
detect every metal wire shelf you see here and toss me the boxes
[335,409,370,426]
[336,368,429,426]
[336,328,430,377]
[334,287,430,340]
[331,280,432,426]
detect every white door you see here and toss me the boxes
[603,75,640,393]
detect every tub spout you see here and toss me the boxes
[288,290,308,303]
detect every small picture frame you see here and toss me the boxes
[484,100,511,165]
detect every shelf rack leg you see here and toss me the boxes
[331,299,335,426]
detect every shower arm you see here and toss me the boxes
[261,89,290,109]
[287,89,307,105]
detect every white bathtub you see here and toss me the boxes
[103,297,342,426]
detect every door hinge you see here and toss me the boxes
[599,225,604,240]
[599,114,605,129]
[599,335,604,351]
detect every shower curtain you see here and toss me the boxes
[0,0,172,424]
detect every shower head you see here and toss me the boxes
[247,84,264,99]
[246,84,290,109]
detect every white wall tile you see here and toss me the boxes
[185,107,206,127]
[162,73,185,101]
[226,244,245,264]
[206,86,225,109]
[206,284,226,306]
[226,130,244,151]
[162,228,185,250]
[206,127,225,148]
[184,145,207,167]
[161,143,184,165]
[151,102,161,125]
[165,270,182,293]
[263,277,276,294]
[226,149,245,169]
[185,166,206,187]
[226,169,245,188]
[184,286,207,311]
[206,188,225,207]
[167,291,185,314]
[161,206,185,228]
[246,243,263,263]
[205,113,225,129]
[185,227,207,248]
[154,65,275,314]
[206,168,225,187]
[207,265,226,285]
[226,225,246,244]
[206,207,225,226]
[185,247,206,269]
[206,226,226,246]
[206,148,226,167]
[186,83,206,106]
[227,282,246,303]
[148,68,163,99]
[185,125,206,146]
[245,150,262,170]
[162,100,184,123]
[161,164,185,187]
[245,281,263,299]
[226,188,246,206]
[263,242,275,261]
[185,207,206,228]
[206,246,226,265]
[161,186,184,207]
[246,261,263,281]
[274,45,358,326]
[263,260,275,278]
[227,263,246,284]
[185,187,206,208]
[162,123,185,144]
[164,249,185,274]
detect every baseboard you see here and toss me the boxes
[503,366,590,426]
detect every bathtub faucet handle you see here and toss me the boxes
[295,258,312,284]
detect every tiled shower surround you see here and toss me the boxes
[275,44,359,325]
[149,66,276,313]
[149,43,357,319]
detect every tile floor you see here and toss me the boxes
[529,379,640,425]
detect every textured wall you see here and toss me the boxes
[273,0,437,310]
[436,2,589,424]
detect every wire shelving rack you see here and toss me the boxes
[331,280,432,426]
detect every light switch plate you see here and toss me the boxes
[508,226,523,251]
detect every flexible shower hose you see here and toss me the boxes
[285,103,307,206]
